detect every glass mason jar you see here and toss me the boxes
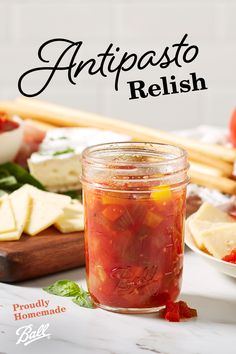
[82,142,189,313]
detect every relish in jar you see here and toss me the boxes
[82,142,189,313]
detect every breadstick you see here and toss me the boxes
[189,170,236,195]
[190,161,225,177]
[1,98,235,194]
[0,98,235,167]
[14,97,236,163]
[24,119,57,131]
[188,150,233,177]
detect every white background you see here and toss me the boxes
[0,0,235,130]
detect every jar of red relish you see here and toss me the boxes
[82,142,189,313]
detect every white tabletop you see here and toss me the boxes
[0,248,236,354]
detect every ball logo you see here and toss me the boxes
[16,323,51,346]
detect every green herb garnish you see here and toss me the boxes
[73,291,93,309]
[0,162,45,193]
[43,280,81,297]
[0,176,18,189]
[53,148,75,156]
[43,280,93,309]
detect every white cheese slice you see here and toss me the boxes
[0,195,16,233]
[54,200,84,233]
[21,184,71,208]
[189,202,235,249]
[0,190,31,241]
[202,223,236,259]
[10,188,31,237]
[0,229,21,241]
[188,219,214,249]
[194,202,233,223]
[62,200,84,217]
[54,216,84,233]
[24,198,64,236]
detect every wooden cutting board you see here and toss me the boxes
[0,227,85,283]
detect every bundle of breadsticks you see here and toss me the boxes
[0,97,236,195]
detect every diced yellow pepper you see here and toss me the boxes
[101,195,124,205]
[144,211,163,228]
[150,185,172,202]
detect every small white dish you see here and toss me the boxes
[0,116,23,164]
[185,216,236,278]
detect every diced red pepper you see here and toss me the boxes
[179,300,197,318]
[160,300,197,322]
[102,205,125,222]
[165,311,180,322]
[222,249,236,264]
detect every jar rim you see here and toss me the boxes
[82,142,189,190]
[82,141,188,167]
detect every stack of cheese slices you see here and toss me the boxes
[188,203,236,259]
[0,185,84,241]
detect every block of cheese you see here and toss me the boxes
[28,154,82,193]
[0,195,16,233]
[202,223,236,259]
[189,202,234,249]
[55,216,84,233]
[28,128,130,192]
[24,198,64,236]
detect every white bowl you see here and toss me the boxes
[185,216,236,278]
[0,116,23,164]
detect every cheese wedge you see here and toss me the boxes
[0,190,31,241]
[10,189,31,236]
[193,202,233,223]
[188,220,213,249]
[62,201,84,217]
[55,215,84,233]
[0,230,21,241]
[189,202,234,249]
[0,195,16,233]
[0,185,77,239]
[21,184,71,208]
[24,198,64,236]
[202,223,236,259]
[54,200,84,233]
